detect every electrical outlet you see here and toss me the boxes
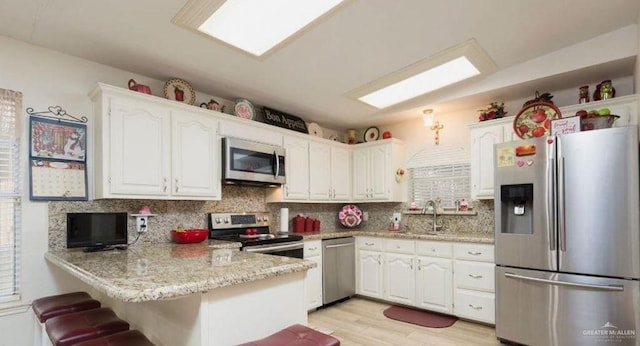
[136,216,148,233]
[392,212,401,223]
[363,211,369,221]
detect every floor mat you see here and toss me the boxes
[383,305,457,328]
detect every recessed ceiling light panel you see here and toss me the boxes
[176,0,345,57]
[348,39,496,109]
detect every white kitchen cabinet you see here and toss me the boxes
[91,84,221,200]
[330,145,351,201]
[352,139,405,202]
[415,256,453,314]
[357,249,383,299]
[171,110,219,197]
[309,141,332,200]
[304,240,323,311]
[218,119,283,146]
[469,118,513,200]
[453,243,495,324]
[383,253,415,305]
[281,136,309,200]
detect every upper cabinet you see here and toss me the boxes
[91,84,221,200]
[352,139,406,202]
[468,95,639,200]
[309,140,352,202]
[281,135,310,200]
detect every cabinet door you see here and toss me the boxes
[171,111,220,198]
[370,144,389,199]
[357,250,383,298]
[308,141,331,200]
[282,136,309,200]
[383,253,415,305]
[470,125,503,199]
[109,96,171,195]
[305,255,323,311]
[352,148,370,200]
[415,256,452,314]
[331,145,351,201]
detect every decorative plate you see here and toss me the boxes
[163,78,196,105]
[339,204,363,228]
[308,123,323,137]
[364,126,380,142]
[513,102,562,139]
[234,99,256,120]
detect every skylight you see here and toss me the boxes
[359,57,480,109]
[197,0,346,56]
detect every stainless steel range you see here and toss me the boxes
[208,212,304,258]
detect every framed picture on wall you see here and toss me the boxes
[30,116,86,162]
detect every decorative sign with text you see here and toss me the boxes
[551,116,581,135]
[262,107,308,134]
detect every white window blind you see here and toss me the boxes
[409,163,470,208]
[0,88,21,302]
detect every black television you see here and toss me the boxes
[66,212,128,251]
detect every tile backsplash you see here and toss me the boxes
[49,186,494,250]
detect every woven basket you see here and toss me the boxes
[580,115,619,131]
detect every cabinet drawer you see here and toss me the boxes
[454,243,494,262]
[384,239,415,254]
[454,289,495,324]
[454,261,495,292]
[304,240,322,258]
[358,237,383,251]
[416,241,452,258]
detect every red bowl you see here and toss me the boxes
[170,229,209,244]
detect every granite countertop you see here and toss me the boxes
[45,241,315,303]
[298,230,494,244]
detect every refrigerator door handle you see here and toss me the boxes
[504,272,624,291]
[547,157,556,251]
[558,156,567,252]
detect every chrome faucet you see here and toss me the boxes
[422,200,443,233]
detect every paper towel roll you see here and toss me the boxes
[280,208,289,233]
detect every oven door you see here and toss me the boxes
[243,242,303,258]
[223,137,286,185]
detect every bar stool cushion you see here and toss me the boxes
[239,324,340,346]
[32,292,101,323]
[45,307,129,346]
[74,330,155,346]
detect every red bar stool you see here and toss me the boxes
[73,330,155,346]
[45,307,129,346]
[239,324,340,346]
[32,292,101,346]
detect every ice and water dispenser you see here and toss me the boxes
[499,184,533,234]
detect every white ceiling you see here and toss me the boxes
[0,0,638,130]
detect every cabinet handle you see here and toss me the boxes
[431,248,436,252]
[410,258,413,270]
[285,185,289,196]
[308,247,317,251]
[163,178,168,192]
[468,274,483,279]
[417,259,421,270]
[377,254,381,265]
[332,189,336,199]
[365,242,374,246]
[175,178,179,193]
[468,304,483,310]
[467,251,482,256]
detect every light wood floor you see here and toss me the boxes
[308,298,502,346]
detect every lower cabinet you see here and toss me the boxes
[304,240,323,311]
[383,253,414,305]
[453,243,496,324]
[357,249,384,299]
[355,237,494,324]
[415,256,452,314]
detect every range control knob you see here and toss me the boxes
[215,217,222,224]
[256,216,262,222]
[263,216,269,222]
[223,217,230,224]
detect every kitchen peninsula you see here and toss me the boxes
[45,241,315,346]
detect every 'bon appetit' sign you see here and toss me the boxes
[263,107,308,134]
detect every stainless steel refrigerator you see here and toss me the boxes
[494,126,640,346]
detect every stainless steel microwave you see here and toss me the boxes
[222,137,286,186]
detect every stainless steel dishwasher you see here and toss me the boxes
[322,237,355,305]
